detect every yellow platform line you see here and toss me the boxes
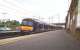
[0,31,49,46]
[0,35,33,46]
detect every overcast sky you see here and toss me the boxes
[0,0,71,23]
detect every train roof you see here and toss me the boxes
[23,18,41,22]
[22,18,33,21]
[22,18,51,25]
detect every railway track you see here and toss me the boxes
[0,31,23,39]
[0,30,53,39]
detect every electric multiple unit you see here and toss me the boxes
[16,18,54,34]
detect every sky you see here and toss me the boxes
[0,0,71,23]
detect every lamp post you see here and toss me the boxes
[2,12,7,21]
[2,12,7,27]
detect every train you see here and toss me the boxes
[16,18,54,34]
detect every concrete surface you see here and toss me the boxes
[0,30,80,50]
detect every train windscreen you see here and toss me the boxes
[22,21,33,26]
